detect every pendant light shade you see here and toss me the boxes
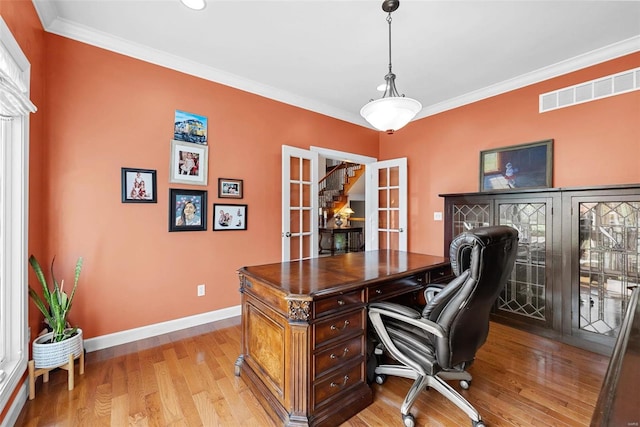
[361,0,421,134]
[360,95,422,134]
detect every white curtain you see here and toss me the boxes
[0,44,36,118]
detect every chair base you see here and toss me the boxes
[375,364,481,424]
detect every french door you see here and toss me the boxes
[282,146,407,262]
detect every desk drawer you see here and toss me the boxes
[428,265,454,284]
[367,275,425,302]
[313,359,364,409]
[313,290,364,318]
[313,310,364,348]
[313,335,364,379]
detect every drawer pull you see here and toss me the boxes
[337,299,345,306]
[330,320,350,331]
[329,348,350,359]
[375,289,382,294]
[330,375,350,388]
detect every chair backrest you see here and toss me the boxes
[429,226,518,368]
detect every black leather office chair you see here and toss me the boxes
[368,226,518,427]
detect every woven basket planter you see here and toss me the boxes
[32,328,83,369]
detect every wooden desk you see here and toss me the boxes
[235,250,452,427]
[318,227,363,255]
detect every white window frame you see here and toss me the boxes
[0,17,30,417]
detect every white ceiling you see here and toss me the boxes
[32,1,640,129]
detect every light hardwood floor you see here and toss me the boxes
[15,317,608,426]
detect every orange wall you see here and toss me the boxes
[380,53,640,256]
[40,34,379,339]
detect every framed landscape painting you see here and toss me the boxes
[479,139,553,191]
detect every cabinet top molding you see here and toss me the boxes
[440,183,640,198]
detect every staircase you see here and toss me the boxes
[319,162,364,215]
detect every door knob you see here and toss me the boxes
[284,232,292,237]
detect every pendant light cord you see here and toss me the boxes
[387,13,393,75]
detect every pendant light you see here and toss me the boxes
[360,0,422,134]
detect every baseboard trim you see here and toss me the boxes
[83,305,241,353]
[0,380,26,427]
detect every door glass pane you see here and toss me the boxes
[378,189,388,208]
[290,210,300,233]
[302,235,311,259]
[378,169,387,186]
[378,211,388,229]
[498,203,547,321]
[302,210,311,233]
[388,166,399,187]
[290,183,300,207]
[302,182,311,207]
[579,202,639,337]
[389,210,399,230]
[290,157,300,180]
[302,158,310,181]
[388,231,399,251]
[289,235,301,260]
[389,189,399,208]
[378,231,388,249]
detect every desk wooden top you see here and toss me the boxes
[238,250,448,297]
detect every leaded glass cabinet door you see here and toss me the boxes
[569,195,640,348]
[496,198,555,327]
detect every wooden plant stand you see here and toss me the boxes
[28,351,85,400]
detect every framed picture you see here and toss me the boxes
[121,167,157,203]
[169,139,208,186]
[213,203,247,231]
[173,110,207,144]
[479,139,553,191]
[218,178,243,199]
[169,188,207,232]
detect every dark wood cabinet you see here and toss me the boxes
[441,184,640,354]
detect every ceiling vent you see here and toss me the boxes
[540,67,639,113]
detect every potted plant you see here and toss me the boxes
[28,254,84,369]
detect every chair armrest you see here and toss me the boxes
[424,284,445,302]
[369,302,421,319]
[369,302,445,338]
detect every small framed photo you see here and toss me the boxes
[213,204,247,231]
[121,168,157,203]
[169,188,207,232]
[479,139,553,192]
[169,139,208,186]
[173,110,207,144]
[218,178,243,199]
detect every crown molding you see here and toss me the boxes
[32,2,639,129]
[417,35,640,120]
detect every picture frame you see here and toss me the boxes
[173,110,208,144]
[169,139,208,186]
[213,203,247,231]
[121,167,157,203]
[479,139,553,192]
[218,178,243,199]
[169,188,207,232]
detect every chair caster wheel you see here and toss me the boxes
[375,374,386,385]
[460,379,471,390]
[472,420,485,427]
[402,413,415,427]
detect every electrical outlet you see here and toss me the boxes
[197,284,205,297]
[434,212,443,221]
